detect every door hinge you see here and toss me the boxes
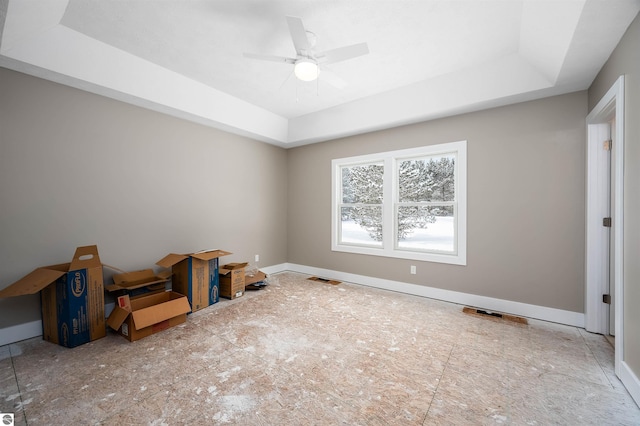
[603,217,612,227]
[603,294,612,304]
[603,139,612,151]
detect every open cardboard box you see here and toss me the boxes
[107,291,191,342]
[219,262,248,299]
[0,245,105,348]
[156,249,231,312]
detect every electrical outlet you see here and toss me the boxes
[255,254,260,262]
[410,265,416,274]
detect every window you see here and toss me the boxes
[332,141,466,265]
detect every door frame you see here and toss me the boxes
[585,75,624,375]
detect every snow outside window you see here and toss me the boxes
[331,141,466,265]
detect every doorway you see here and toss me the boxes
[585,76,624,376]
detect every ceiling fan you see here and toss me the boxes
[243,16,369,89]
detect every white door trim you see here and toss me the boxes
[585,76,624,376]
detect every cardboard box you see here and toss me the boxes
[219,263,248,299]
[245,270,268,290]
[107,291,191,342]
[0,245,105,348]
[245,270,267,286]
[105,269,171,296]
[156,249,231,312]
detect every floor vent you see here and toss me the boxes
[462,307,528,325]
[308,276,341,285]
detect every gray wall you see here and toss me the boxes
[288,92,587,313]
[588,12,640,378]
[0,67,289,329]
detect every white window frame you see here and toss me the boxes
[331,141,467,265]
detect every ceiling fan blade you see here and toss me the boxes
[320,67,348,90]
[278,70,295,91]
[286,16,310,54]
[318,42,369,65]
[243,52,296,64]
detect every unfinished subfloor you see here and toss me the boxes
[1,272,639,425]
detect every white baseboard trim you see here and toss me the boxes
[0,262,585,346]
[0,320,41,347]
[261,263,289,275]
[280,263,585,328]
[620,361,640,408]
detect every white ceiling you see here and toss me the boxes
[1,0,639,147]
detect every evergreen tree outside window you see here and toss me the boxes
[332,141,466,265]
[340,163,384,247]
[396,154,456,252]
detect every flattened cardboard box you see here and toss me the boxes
[0,245,105,348]
[245,270,267,286]
[245,270,268,291]
[220,262,248,300]
[156,249,231,312]
[105,268,171,297]
[107,291,191,342]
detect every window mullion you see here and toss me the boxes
[382,157,395,251]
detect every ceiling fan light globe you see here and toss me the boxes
[294,60,319,81]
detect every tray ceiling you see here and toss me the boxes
[1,0,638,147]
